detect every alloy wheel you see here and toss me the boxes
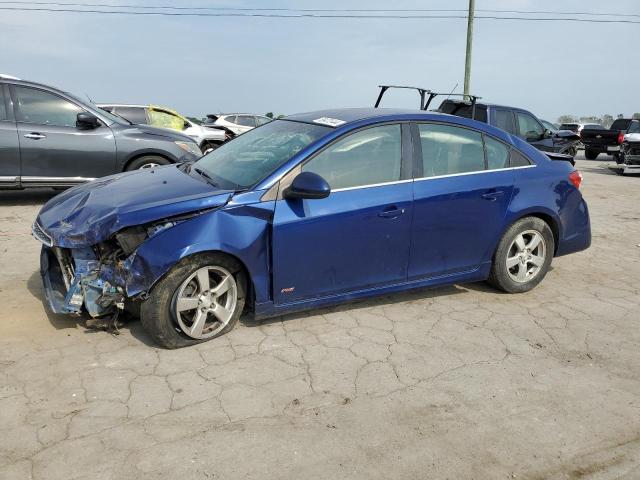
[506,230,546,283]
[172,266,238,339]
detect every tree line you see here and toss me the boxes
[557,113,640,128]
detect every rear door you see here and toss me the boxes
[11,85,117,182]
[408,123,515,279]
[0,84,20,186]
[272,123,413,304]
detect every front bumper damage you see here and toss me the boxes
[40,245,127,317]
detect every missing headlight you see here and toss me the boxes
[115,226,147,256]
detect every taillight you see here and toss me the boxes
[618,131,624,144]
[569,170,582,189]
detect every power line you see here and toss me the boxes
[0,1,638,18]
[2,5,640,23]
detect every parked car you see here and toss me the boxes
[439,100,580,160]
[558,123,604,134]
[98,104,225,154]
[203,114,271,136]
[0,77,202,189]
[612,120,640,174]
[34,108,591,348]
[580,118,634,160]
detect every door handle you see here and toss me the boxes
[378,206,405,218]
[481,190,505,201]
[24,133,46,140]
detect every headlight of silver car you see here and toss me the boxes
[175,141,202,157]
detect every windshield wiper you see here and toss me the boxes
[193,167,218,187]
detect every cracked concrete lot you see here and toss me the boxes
[1,156,639,479]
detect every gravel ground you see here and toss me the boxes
[0,154,639,480]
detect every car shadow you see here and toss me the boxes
[0,188,59,207]
[28,264,491,347]
[241,283,474,329]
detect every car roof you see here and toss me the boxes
[285,108,441,126]
[439,99,530,112]
[97,103,147,108]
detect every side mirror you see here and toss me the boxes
[76,112,101,129]
[284,172,331,200]
[183,120,190,130]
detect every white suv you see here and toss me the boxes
[98,104,226,153]
[203,114,272,136]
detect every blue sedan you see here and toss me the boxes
[33,108,591,348]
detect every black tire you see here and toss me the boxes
[488,217,555,294]
[125,155,171,171]
[612,153,621,163]
[140,253,246,349]
[584,149,599,160]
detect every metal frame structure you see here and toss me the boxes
[374,85,482,119]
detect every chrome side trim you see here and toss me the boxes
[414,165,536,183]
[0,176,19,184]
[20,176,96,186]
[332,178,413,193]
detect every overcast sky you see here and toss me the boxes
[1,0,638,122]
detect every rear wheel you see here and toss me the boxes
[488,217,554,294]
[125,155,171,171]
[584,149,599,160]
[200,142,220,155]
[140,253,246,349]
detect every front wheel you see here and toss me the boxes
[488,217,554,294]
[140,253,246,349]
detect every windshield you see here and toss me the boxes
[193,119,330,190]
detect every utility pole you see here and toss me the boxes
[463,0,475,97]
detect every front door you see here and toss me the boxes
[11,85,116,182]
[409,123,514,279]
[514,110,553,152]
[272,123,413,304]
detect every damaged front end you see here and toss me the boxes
[35,217,184,320]
[39,238,127,318]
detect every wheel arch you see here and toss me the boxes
[121,151,175,171]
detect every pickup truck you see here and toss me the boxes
[610,120,640,175]
[438,99,580,161]
[580,118,633,160]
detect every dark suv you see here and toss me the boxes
[439,100,580,158]
[0,76,202,189]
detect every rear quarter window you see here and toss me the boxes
[510,149,532,167]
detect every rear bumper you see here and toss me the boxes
[556,198,591,257]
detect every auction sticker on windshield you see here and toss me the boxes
[313,117,346,127]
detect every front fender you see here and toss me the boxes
[124,202,275,303]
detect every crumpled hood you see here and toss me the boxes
[37,164,233,248]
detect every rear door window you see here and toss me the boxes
[418,124,485,177]
[510,150,531,167]
[494,109,515,134]
[236,116,257,127]
[114,106,147,124]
